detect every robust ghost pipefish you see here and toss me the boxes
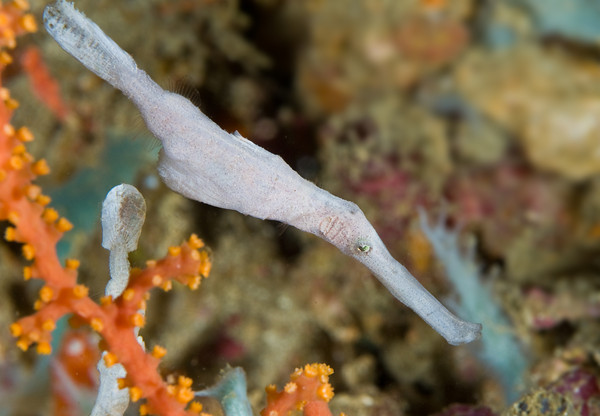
[43,0,481,345]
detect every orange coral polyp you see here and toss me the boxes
[187,234,204,250]
[11,143,25,154]
[6,210,19,224]
[103,352,118,367]
[122,288,135,301]
[22,265,32,279]
[187,275,201,290]
[31,158,50,175]
[117,377,131,389]
[72,284,88,298]
[41,319,55,331]
[151,345,167,359]
[24,184,40,199]
[35,194,51,206]
[8,154,23,169]
[168,245,182,256]
[188,402,203,414]
[151,274,163,286]
[12,0,30,12]
[65,258,80,269]
[99,295,112,306]
[130,312,145,327]
[39,285,53,302]
[15,126,32,141]
[36,341,52,355]
[9,322,22,337]
[261,363,335,416]
[4,225,15,240]
[129,386,143,402]
[17,14,36,32]
[56,217,73,232]
[16,338,29,351]
[4,96,18,109]
[90,317,104,332]
[166,376,195,405]
[42,207,59,223]
[317,384,334,402]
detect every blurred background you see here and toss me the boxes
[2,0,600,415]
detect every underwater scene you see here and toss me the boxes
[1,0,600,415]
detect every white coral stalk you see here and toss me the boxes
[91,184,146,416]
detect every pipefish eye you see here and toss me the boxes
[357,243,371,253]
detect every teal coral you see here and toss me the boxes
[419,210,527,402]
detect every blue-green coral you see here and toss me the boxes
[419,209,527,402]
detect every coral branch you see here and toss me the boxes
[1,4,212,414]
[21,46,69,120]
[261,363,338,416]
[9,233,212,416]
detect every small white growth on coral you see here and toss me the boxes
[92,184,147,416]
[101,184,146,297]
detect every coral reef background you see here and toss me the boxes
[2,0,600,415]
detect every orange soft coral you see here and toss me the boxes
[51,331,100,416]
[0,0,36,50]
[261,363,340,416]
[21,46,69,120]
[0,3,211,414]
[1,76,211,416]
[9,237,212,415]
